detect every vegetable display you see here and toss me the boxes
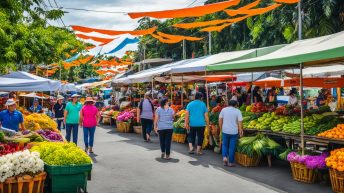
[30,142,92,165]
[326,148,344,172]
[0,131,4,142]
[237,134,282,157]
[37,129,64,142]
[173,110,186,129]
[287,151,327,169]
[0,150,44,182]
[305,116,340,135]
[0,143,24,156]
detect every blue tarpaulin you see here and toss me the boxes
[65,53,80,63]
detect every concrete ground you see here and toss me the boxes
[66,125,333,193]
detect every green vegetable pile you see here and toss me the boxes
[30,142,92,165]
[0,131,4,142]
[237,134,282,157]
[305,116,342,135]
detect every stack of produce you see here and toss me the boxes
[271,116,295,132]
[248,102,275,113]
[283,114,323,134]
[279,149,293,161]
[112,111,120,119]
[36,129,63,142]
[237,134,282,157]
[326,148,344,171]
[17,106,31,115]
[0,150,44,183]
[24,113,58,131]
[242,112,258,129]
[173,110,186,143]
[170,105,182,113]
[287,151,327,169]
[246,112,279,130]
[318,124,344,140]
[30,142,92,165]
[306,116,340,135]
[209,105,223,125]
[0,142,25,156]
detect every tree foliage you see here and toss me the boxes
[0,0,84,74]
[135,0,344,61]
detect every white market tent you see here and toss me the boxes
[60,83,79,92]
[19,93,48,99]
[285,64,344,77]
[0,71,61,91]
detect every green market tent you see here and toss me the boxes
[207,30,344,72]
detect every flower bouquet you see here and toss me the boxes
[116,111,134,133]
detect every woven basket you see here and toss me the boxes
[290,162,316,183]
[116,121,130,133]
[172,133,186,143]
[133,126,142,134]
[330,169,344,193]
[0,172,47,193]
[235,152,260,167]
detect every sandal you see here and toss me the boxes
[223,158,229,166]
[165,156,171,160]
[161,153,165,159]
[189,150,195,154]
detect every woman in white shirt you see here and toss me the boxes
[288,90,298,106]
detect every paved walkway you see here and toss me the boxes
[67,125,332,193]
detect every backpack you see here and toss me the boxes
[139,99,154,115]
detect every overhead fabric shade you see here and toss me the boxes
[75,34,115,45]
[127,0,240,19]
[65,53,80,63]
[106,38,139,54]
[207,30,344,72]
[71,26,157,36]
[285,65,344,77]
[274,0,300,4]
[173,19,231,29]
[200,23,232,32]
[225,4,281,16]
[0,71,61,91]
[254,77,344,88]
[157,32,203,41]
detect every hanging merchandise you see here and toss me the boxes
[127,0,240,19]
[71,26,157,36]
[75,34,115,45]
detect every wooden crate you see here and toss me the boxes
[290,162,316,183]
[235,152,260,167]
[330,169,344,193]
[0,172,46,193]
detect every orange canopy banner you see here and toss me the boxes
[253,77,344,88]
[226,0,261,16]
[151,34,182,44]
[200,23,232,32]
[71,26,157,36]
[225,4,281,16]
[274,0,300,4]
[79,55,94,64]
[173,19,232,29]
[203,75,237,82]
[128,0,240,19]
[75,34,115,45]
[157,32,203,41]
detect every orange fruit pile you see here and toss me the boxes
[326,148,344,172]
[318,124,344,140]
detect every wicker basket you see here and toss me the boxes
[133,126,142,134]
[0,172,47,193]
[235,152,260,167]
[330,169,344,193]
[116,121,130,133]
[172,133,186,143]
[290,162,316,183]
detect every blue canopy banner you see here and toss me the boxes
[106,38,139,54]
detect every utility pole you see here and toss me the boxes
[182,40,186,59]
[208,31,212,55]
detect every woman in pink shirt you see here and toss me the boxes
[80,97,100,153]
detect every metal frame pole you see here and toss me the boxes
[251,72,254,104]
[170,74,173,105]
[183,40,186,60]
[205,71,210,109]
[181,75,184,106]
[151,77,154,99]
[208,32,212,55]
[298,0,305,155]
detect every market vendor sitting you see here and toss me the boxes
[0,99,25,132]
[29,98,43,113]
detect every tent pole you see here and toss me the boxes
[183,40,186,60]
[205,71,210,109]
[251,72,254,104]
[298,0,302,40]
[151,77,154,99]
[181,75,184,106]
[300,63,305,155]
[208,32,212,55]
[170,73,173,105]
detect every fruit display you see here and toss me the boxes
[246,112,278,130]
[173,112,186,129]
[326,148,344,171]
[0,142,25,156]
[283,114,323,134]
[37,129,63,142]
[306,116,341,135]
[237,134,282,157]
[170,105,182,113]
[209,105,223,125]
[271,116,294,132]
[24,113,58,131]
[30,142,92,165]
[17,106,31,115]
[318,124,344,140]
[287,151,327,169]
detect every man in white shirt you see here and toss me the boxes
[219,100,243,167]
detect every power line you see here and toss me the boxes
[52,0,66,27]
[187,0,199,7]
[46,5,127,14]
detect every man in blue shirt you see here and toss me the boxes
[185,92,209,155]
[29,98,43,113]
[0,99,25,132]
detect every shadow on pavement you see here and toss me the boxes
[155,157,180,163]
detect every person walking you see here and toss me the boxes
[0,99,25,132]
[154,99,175,160]
[219,100,243,167]
[80,97,100,153]
[185,92,209,155]
[53,95,65,130]
[137,92,154,142]
[64,94,82,144]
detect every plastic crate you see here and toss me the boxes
[44,164,92,193]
